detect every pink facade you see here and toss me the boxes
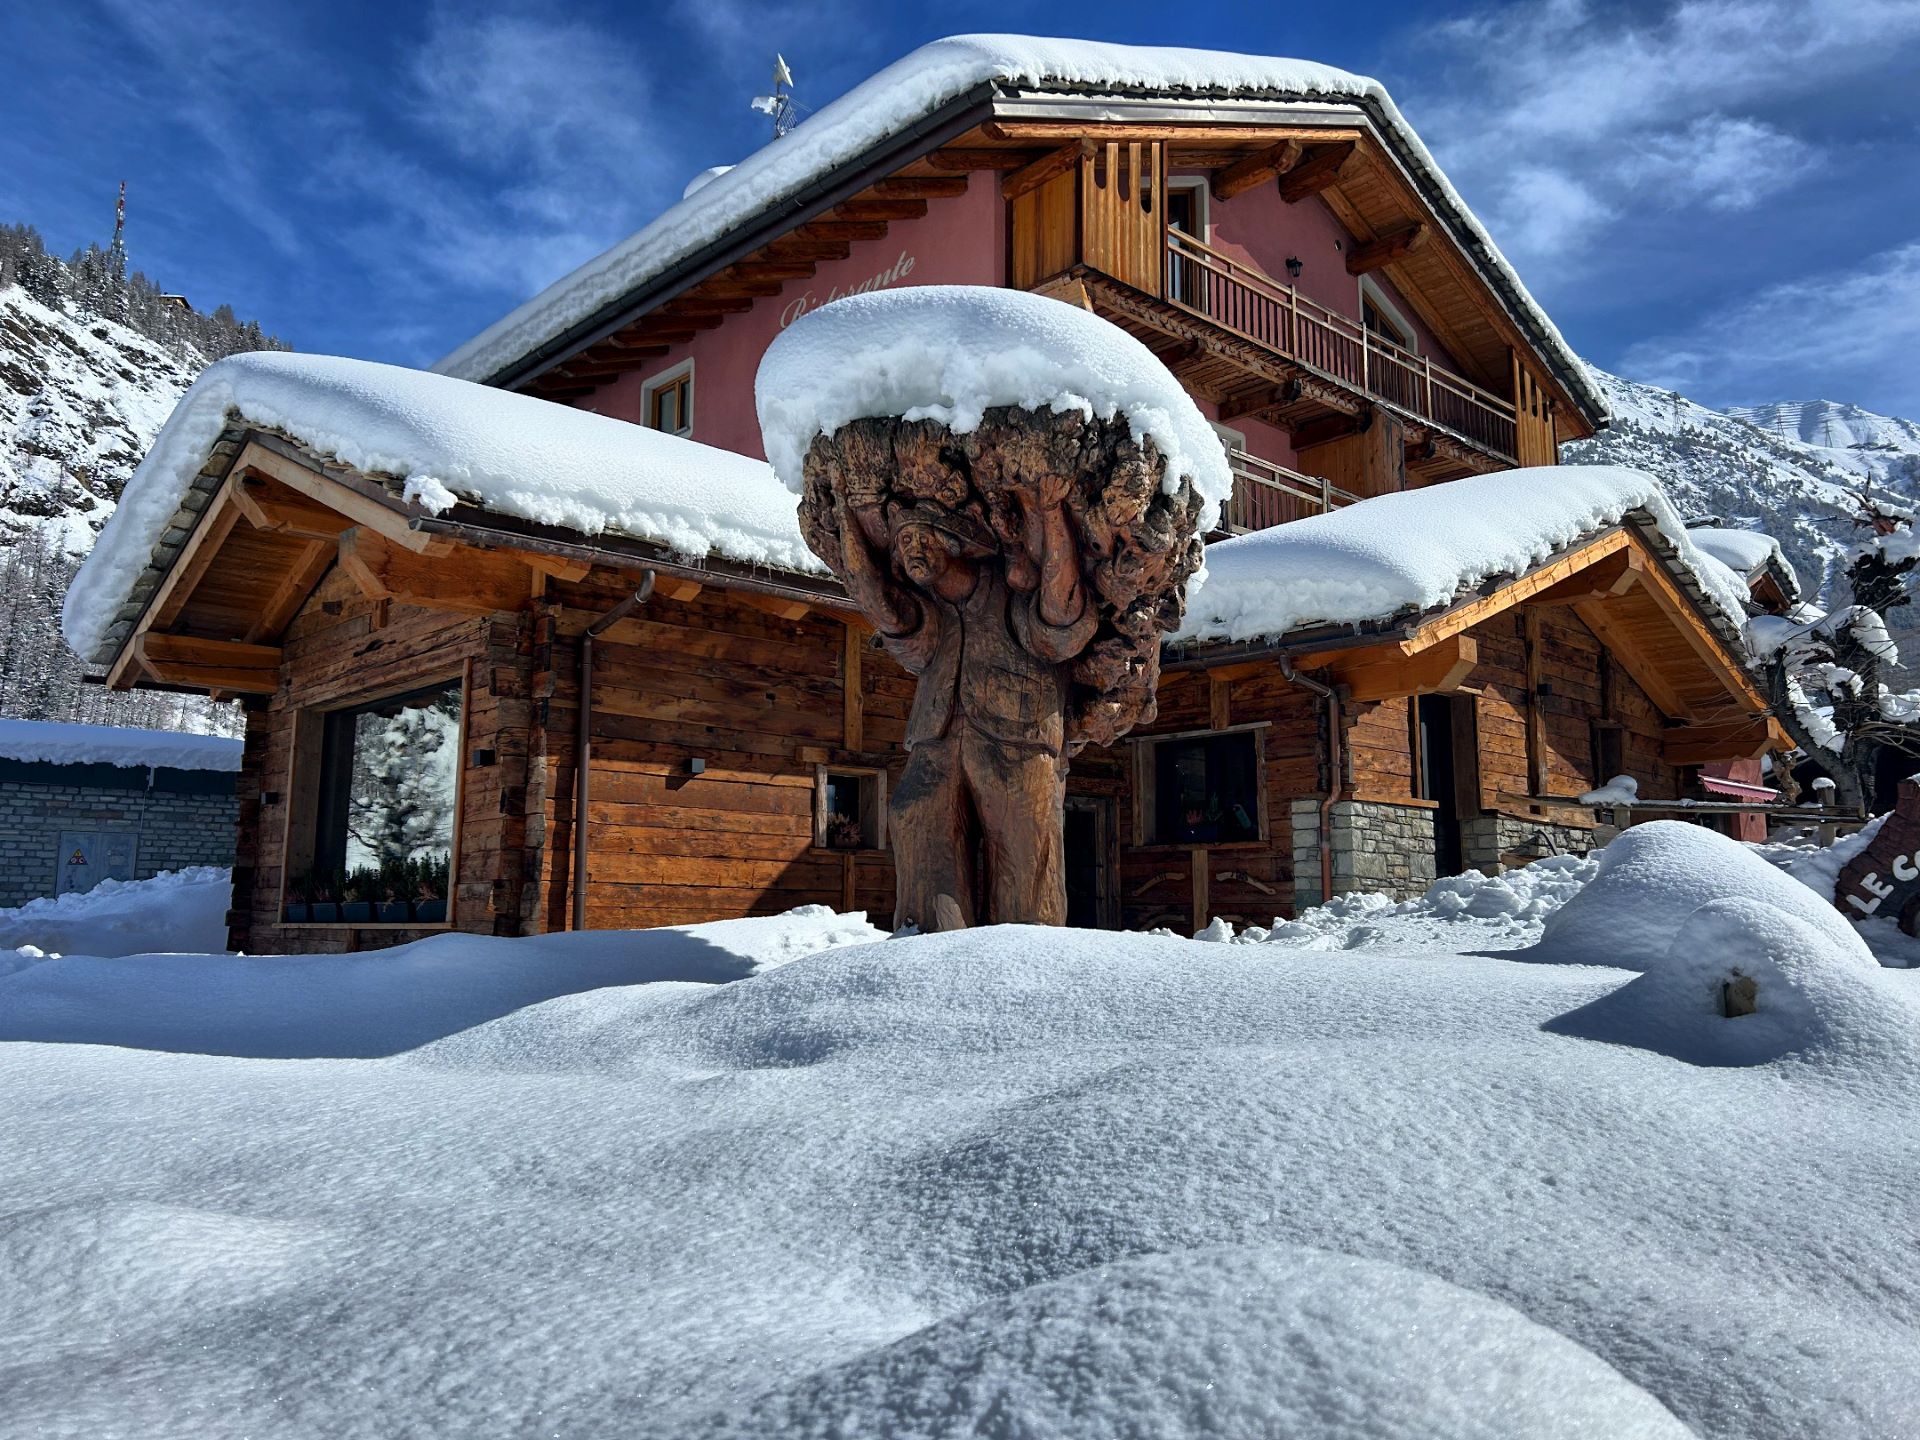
[581,173,1005,459]
[1177,174,1465,377]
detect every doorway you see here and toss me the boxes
[1413,694,1476,877]
[1063,795,1117,928]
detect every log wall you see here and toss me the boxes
[229,566,537,954]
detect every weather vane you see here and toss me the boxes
[750,55,800,139]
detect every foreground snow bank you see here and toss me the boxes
[686,1244,1690,1440]
[0,905,883,1057]
[0,867,232,966]
[756,286,1233,530]
[64,352,817,659]
[1527,820,1870,969]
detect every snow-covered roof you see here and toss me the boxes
[0,718,242,773]
[1175,465,1753,646]
[63,352,816,662]
[433,34,1606,425]
[1686,525,1800,598]
[756,286,1234,529]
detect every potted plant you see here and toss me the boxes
[309,872,342,924]
[377,857,411,923]
[413,855,449,923]
[342,866,378,923]
[283,874,311,924]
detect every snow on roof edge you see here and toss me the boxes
[63,353,819,664]
[0,718,242,772]
[431,35,1607,426]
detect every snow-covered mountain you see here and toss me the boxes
[1566,368,1920,609]
[0,285,198,549]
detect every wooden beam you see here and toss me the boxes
[734,591,812,622]
[1663,722,1779,767]
[1210,139,1302,201]
[1345,222,1429,275]
[1002,142,1089,201]
[1278,141,1357,203]
[1522,610,1547,795]
[1217,385,1292,422]
[337,527,533,615]
[232,478,351,540]
[518,553,592,583]
[131,633,280,694]
[826,199,928,223]
[869,176,970,199]
[1630,541,1771,709]
[1325,634,1478,702]
[233,441,448,555]
[1522,547,1645,606]
[143,477,245,639]
[1290,410,1372,451]
[1209,673,1233,729]
[245,538,335,644]
[655,297,755,317]
[1031,275,1094,311]
[1573,597,1694,722]
[793,220,889,242]
[759,238,853,263]
[653,576,704,602]
[725,261,816,282]
[1396,531,1635,653]
[928,148,1036,171]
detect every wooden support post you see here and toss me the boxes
[1522,609,1547,796]
[1210,672,1232,730]
[1191,848,1210,936]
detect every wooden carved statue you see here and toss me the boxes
[798,406,1205,930]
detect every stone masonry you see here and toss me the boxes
[0,771,238,909]
[1459,815,1597,876]
[1291,797,1438,909]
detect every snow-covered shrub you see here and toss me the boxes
[1547,898,1914,1068]
[1525,821,1869,970]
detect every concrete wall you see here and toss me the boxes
[0,762,237,908]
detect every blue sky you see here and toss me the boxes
[4,0,1918,413]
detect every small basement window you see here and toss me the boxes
[1144,728,1263,845]
[817,766,885,851]
[644,361,694,438]
[286,678,463,924]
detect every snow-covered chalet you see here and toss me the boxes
[67,36,1789,949]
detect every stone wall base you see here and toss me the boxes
[1291,797,1438,910]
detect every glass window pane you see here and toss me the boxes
[313,680,461,907]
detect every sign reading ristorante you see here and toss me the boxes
[780,251,916,329]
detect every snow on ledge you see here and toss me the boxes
[432,34,1603,427]
[1173,465,1754,646]
[0,719,241,773]
[755,287,1234,530]
[1687,525,1796,592]
[63,352,817,661]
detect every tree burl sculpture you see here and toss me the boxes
[797,407,1205,929]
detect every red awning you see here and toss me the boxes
[1701,775,1779,800]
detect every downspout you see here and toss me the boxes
[572,571,655,930]
[1281,658,1343,908]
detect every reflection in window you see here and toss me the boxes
[820,769,882,850]
[1151,731,1260,845]
[308,680,461,922]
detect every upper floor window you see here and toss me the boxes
[644,361,694,438]
[1359,277,1415,353]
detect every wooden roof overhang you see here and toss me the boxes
[1166,518,1790,766]
[502,86,1603,439]
[91,426,857,700]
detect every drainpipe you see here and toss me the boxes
[572,571,655,930]
[1281,658,1343,908]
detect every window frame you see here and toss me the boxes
[642,359,695,438]
[1165,176,1210,243]
[278,664,472,930]
[1357,275,1417,354]
[1129,721,1271,850]
[814,764,888,854]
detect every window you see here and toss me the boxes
[1166,179,1208,242]
[816,766,885,851]
[287,679,463,924]
[644,361,694,437]
[1143,728,1263,845]
[1589,722,1625,787]
[1359,277,1415,352]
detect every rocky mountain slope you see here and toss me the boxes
[1565,369,1920,609]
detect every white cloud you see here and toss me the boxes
[1399,0,1920,273]
[1618,241,1920,412]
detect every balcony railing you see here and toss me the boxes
[1166,229,1519,462]
[1220,449,1360,534]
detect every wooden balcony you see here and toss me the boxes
[1009,142,1524,470]
[1165,231,1518,463]
[1219,449,1360,535]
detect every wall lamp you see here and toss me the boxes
[1285,256,1304,279]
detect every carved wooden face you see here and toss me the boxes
[896,523,977,601]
